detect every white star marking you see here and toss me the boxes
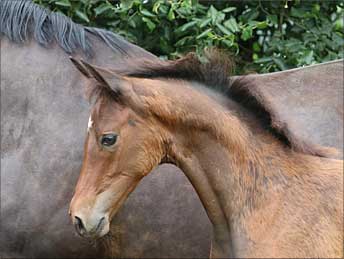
[87,115,93,132]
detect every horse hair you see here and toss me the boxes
[110,49,234,94]
[0,0,132,56]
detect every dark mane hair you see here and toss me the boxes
[0,0,153,57]
[105,50,336,158]
[113,49,234,93]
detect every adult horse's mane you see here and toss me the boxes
[87,49,338,158]
[0,0,151,57]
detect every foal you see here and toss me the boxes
[69,52,343,258]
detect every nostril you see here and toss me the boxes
[74,216,85,235]
[96,216,105,232]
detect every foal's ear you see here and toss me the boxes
[69,56,91,78]
[69,57,126,100]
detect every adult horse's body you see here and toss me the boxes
[1,1,343,258]
[1,1,210,258]
[69,53,343,258]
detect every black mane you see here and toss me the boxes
[111,49,234,94]
[0,0,152,57]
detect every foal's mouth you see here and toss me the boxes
[74,215,108,239]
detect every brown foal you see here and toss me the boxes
[69,52,343,258]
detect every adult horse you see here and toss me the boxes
[1,0,343,258]
[1,1,210,258]
[69,52,343,258]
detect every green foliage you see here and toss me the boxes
[34,0,344,73]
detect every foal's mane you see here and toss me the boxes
[113,49,234,92]
[104,50,336,158]
[0,0,153,57]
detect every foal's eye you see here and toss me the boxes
[101,134,118,147]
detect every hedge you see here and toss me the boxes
[34,0,344,73]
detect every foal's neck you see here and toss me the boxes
[135,77,301,256]
[162,84,298,257]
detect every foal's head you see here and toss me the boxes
[68,59,168,238]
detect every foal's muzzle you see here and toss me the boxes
[71,213,110,238]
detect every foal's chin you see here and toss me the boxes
[83,222,111,240]
[93,221,110,239]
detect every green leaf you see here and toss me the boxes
[175,36,193,47]
[94,3,113,16]
[208,5,218,24]
[168,7,175,21]
[121,0,136,9]
[196,28,212,39]
[222,39,234,48]
[200,18,211,28]
[241,26,253,41]
[216,23,232,35]
[177,6,192,17]
[142,17,156,31]
[313,4,320,13]
[334,17,344,31]
[272,57,287,70]
[256,21,268,29]
[284,39,302,49]
[216,12,226,24]
[291,7,307,18]
[128,18,136,28]
[159,5,169,15]
[252,42,261,52]
[55,0,71,7]
[332,32,344,46]
[267,14,278,25]
[176,21,198,32]
[107,20,120,28]
[75,10,89,23]
[141,9,156,18]
[254,57,273,63]
[222,7,236,13]
[303,50,314,65]
[241,9,259,22]
[224,18,239,32]
[247,20,259,27]
[152,1,162,14]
